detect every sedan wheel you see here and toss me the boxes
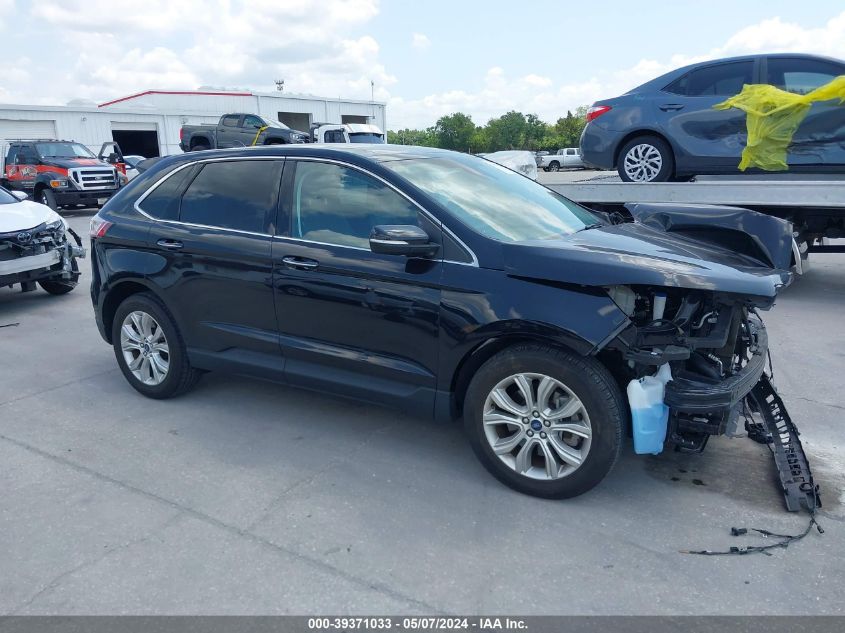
[120,310,170,386]
[623,143,663,181]
[483,373,592,480]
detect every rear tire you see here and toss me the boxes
[38,188,58,211]
[617,135,674,182]
[111,293,201,399]
[191,142,211,152]
[464,344,624,499]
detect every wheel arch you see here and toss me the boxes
[447,331,593,421]
[100,278,167,344]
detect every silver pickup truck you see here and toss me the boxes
[539,148,584,171]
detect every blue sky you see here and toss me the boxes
[1,0,844,129]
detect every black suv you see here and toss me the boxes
[91,145,795,498]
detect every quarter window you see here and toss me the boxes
[767,58,845,94]
[180,160,283,233]
[291,161,419,249]
[138,165,198,221]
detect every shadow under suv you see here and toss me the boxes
[90,145,796,499]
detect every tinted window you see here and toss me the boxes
[767,57,845,94]
[180,160,283,233]
[16,146,37,163]
[243,115,263,129]
[292,161,418,249]
[139,165,198,221]
[669,61,754,96]
[221,115,240,127]
[566,149,575,155]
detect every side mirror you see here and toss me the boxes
[369,225,439,258]
[11,190,28,201]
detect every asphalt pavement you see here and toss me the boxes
[1,211,843,615]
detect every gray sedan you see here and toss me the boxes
[580,53,845,181]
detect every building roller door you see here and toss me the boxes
[0,119,57,140]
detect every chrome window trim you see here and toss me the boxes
[134,154,479,266]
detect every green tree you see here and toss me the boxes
[434,112,476,151]
[387,127,437,146]
[486,111,528,150]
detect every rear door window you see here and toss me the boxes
[221,115,240,128]
[767,57,845,94]
[180,159,283,233]
[668,61,754,96]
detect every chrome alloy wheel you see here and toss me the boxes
[120,311,170,386]
[482,373,592,480]
[623,143,663,181]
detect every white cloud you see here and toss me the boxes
[2,0,390,105]
[2,4,845,131]
[411,33,431,50]
[388,10,845,128]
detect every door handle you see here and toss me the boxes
[659,103,685,111]
[156,239,183,250]
[281,256,319,271]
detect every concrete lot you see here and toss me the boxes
[1,211,843,615]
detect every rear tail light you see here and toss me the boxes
[586,105,612,123]
[89,215,113,239]
[179,127,184,141]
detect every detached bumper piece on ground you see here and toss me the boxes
[747,374,820,514]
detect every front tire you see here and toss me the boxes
[547,161,560,172]
[617,135,674,182]
[111,293,201,399]
[38,188,59,211]
[464,344,624,499]
[38,258,79,295]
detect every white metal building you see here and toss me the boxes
[0,89,387,158]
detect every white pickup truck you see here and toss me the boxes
[539,148,584,171]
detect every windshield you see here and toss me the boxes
[0,186,19,205]
[383,154,600,241]
[264,118,290,130]
[349,133,385,144]
[36,142,95,159]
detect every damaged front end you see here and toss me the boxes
[607,286,770,452]
[593,203,819,512]
[0,220,85,291]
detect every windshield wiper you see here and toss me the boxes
[580,223,604,231]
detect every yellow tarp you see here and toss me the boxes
[713,76,845,171]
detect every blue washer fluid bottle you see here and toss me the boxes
[627,363,672,455]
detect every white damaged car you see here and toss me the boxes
[0,186,85,295]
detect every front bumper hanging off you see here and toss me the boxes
[746,373,821,513]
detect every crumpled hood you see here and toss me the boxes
[0,200,65,234]
[503,222,791,299]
